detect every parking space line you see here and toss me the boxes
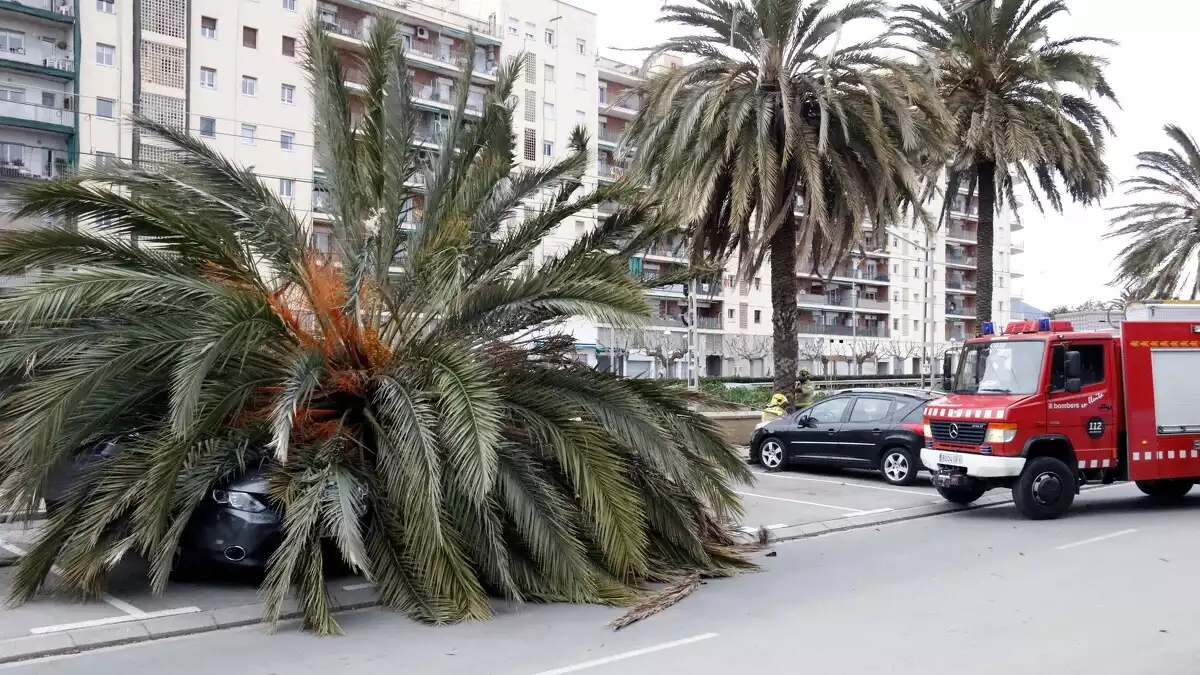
[1055,528,1138,551]
[734,491,861,512]
[527,633,720,675]
[737,524,787,534]
[750,470,931,496]
[842,508,892,518]
[29,607,203,635]
[0,538,165,620]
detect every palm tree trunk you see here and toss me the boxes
[976,160,996,326]
[770,209,799,395]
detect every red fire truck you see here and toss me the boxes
[922,304,1200,519]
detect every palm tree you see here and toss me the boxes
[1107,124,1200,299]
[0,19,752,633]
[892,0,1117,324]
[625,0,946,396]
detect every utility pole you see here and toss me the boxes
[687,279,699,391]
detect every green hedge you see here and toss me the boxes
[694,374,923,385]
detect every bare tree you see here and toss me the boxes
[847,338,881,375]
[633,330,688,377]
[595,328,636,375]
[726,334,771,376]
[881,340,923,374]
[798,337,829,375]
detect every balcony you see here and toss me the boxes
[597,160,630,182]
[321,15,369,42]
[946,227,977,243]
[600,92,641,120]
[945,251,976,267]
[312,190,332,213]
[946,304,976,317]
[414,84,483,115]
[414,125,447,147]
[1010,237,1025,253]
[648,312,686,328]
[696,315,723,330]
[598,200,617,216]
[405,40,498,81]
[797,322,889,338]
[0,144,68,180]
[697,280,723,297]
[0,98,73,132]
[0,43,74,79]
[945,279,977,292]
[0,0,74,23]
[644,241,686,260]
[598,127,621,146]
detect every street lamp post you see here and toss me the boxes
[889,229,934,389]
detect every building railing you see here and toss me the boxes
[696,315,723,330]
[5,0,75,15]
[598,128,621,144]
[598,200,617,215]
[946,227,977,242]
[0,98,74,128]
[321,15,369,40]
[797,322,889,338]
[945,252,976,266]
[946,304,976,317]
[644,241,685,259]
[597,160,630,180]
[0,44,74,74]
[0,144,69,180]
[312,190,331,212]
[945,279,977,291]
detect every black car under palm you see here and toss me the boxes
[750,389,934,486]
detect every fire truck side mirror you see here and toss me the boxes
[1064,350,1082,393]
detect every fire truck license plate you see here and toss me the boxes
[938,452,966,467]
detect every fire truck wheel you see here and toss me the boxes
[1134,479,1194,502]
[935,484,986,505]
[1013,457,1076,520]
[758,437,787,472]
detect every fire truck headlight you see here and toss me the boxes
[984,424,1018,444]
[923,422,932,438]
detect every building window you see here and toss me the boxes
[575,73,585,89]
[523,53,535,83]
[507,17,518,35]
[544,29,555,45]
[753,310,761,324]
[96,98,115,118]
[279,178,294,199]
[575,110,585,125]
[575,220,584,236]
[41,91,54,106]
[199,116,215,137]
[96,43,115,66]
[0,30,23,54]
[575,38,586,54]
[281,84,295,104]
[282,36,296,56]
[280,131,294,150]
[199,67,216,88]
[544,64,554,82]
[95,151,116,167]
[543,102,554,120]
[96,0,115,13]
[524,22,535,40]
[524,90,535,122]
[200,16,216,38]
[242,27,257,49]
[282,0,296,10]
[242,76,258,97]
[241,124,256,144]
[523,128,536,161]
[543,140,553,157]
[753,277,761,290]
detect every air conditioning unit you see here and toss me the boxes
[416,26,428,39]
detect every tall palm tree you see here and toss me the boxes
[892,0,1117,324]
[625,0,946,396]
[0,19,752,633]
[1107,125,1200,299]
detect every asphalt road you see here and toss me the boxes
[9,482,1200,675]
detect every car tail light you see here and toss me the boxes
[902,422,925,435]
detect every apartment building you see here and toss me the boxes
[0,0,78,288]
[0,0,1024,378]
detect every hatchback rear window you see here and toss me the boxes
[901,402,927,422]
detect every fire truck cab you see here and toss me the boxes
[921,309,1200,520]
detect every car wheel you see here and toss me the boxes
[936,484,986,505]
[879,447,917,486]
[758,437,787,472]
[1135,479,1194,502]
[1012,456,1076,520]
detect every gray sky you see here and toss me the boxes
[572,0,1197,311]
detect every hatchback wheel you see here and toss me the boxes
[758,437,787,471]
[880,447,917,486]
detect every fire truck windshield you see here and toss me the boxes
[954,340,1045,395]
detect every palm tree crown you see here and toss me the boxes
[625,0,946,394]
[1108,124,1200,299]
[0,18,752,633]
[892,0,1117,324]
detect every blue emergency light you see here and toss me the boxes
[1038,317,1052,331]
[981,321,995,335]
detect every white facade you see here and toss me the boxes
[12,0,1023,377]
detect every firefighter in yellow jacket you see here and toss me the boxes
[794,368,815,409]
[761,393,789,423]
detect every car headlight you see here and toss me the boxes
[983,424,1018,444]
[212,489,268,513]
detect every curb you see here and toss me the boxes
[768,491,1015,543]
[0,586,381,664]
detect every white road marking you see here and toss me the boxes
[0,538,152,618]
[751,470,930,496]
[1055,528,1139,551]
[29,607,203,635]
[527,633,720,675]
[342,582,376,591]
[737,524,787,534]
[842,508,893,518]
[734,491,861,512]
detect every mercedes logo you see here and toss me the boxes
[949,423,960,439]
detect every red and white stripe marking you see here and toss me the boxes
[924,407,1006,420]
[1132,449,1200,461]
[1077,458,1113,469]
